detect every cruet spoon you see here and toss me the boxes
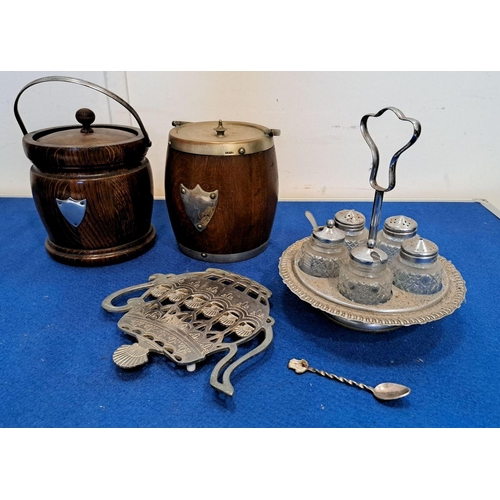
[288,358,411,401]
[304,211,318,231]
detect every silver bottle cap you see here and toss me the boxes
[334,209,366,232]
[400,237,439,264]
[350,246,388,266]
[312,219,345,244]
[383,215,418,237]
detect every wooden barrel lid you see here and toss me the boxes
[23,108,149,171]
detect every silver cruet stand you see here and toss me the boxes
[279,107,466,333]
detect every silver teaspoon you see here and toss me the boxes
[288,358,410,401]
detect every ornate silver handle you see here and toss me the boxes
[360,107,421,247]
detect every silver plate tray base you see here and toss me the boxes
[279,238,466,333]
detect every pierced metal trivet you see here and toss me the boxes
[102,268,274,396]
[279,238,466,332]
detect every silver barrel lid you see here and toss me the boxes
[400,237,439,264]
[383,215,418,237]
[313,220,346,244]
[334,209,366,232]
[168,120,280,156]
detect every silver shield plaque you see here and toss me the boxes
[180,184,218,232]
[56,197,87,227]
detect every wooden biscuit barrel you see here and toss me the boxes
[165,120,280,262]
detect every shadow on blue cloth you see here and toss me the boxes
[279,288,463,368]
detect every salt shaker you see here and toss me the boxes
[298,220,349,278]
[334,209,369,251]
[392,236,444,294]
[338,246,393,305]
[376,215,418,262]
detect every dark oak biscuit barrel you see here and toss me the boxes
[14,76,156,266]
[165,120,280,262]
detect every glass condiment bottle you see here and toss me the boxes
[298,219,349,278]
[334,209,369,251]
[392,236,444,295]
[338,247,393,305]
[376,215,418,262]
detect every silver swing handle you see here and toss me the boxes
[14,75,151,147]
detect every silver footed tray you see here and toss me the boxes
[279,238,466,332]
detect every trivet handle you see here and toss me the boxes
[102,281,155,313]
[13,75,151,146]
[360,107,421,247]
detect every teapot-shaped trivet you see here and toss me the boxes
[102,268,274,396]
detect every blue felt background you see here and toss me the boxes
[1,198,499,428]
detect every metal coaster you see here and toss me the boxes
[102,268,274,396]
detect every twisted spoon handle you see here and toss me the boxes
[288,358,373,394]
[307,366,373,393]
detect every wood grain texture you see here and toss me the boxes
[165,147,278,258]
[30,158,155,266]
[23,125,148,171]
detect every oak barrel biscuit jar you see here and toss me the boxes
[165,120,280,262]
[14,76,156,266]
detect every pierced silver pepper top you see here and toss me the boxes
[334,209,366,232]
[312,219,346,244]
[400,237,439,264]
[382,215,418,238]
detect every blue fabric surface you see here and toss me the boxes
[1,198,499,428]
